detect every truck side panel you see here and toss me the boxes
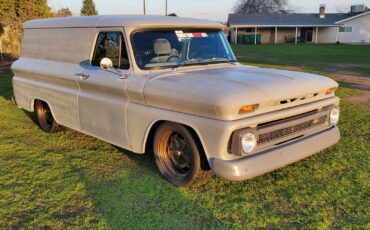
[11,27,95,130]
[21,28,94,64]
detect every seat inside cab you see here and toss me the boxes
[150,39,179,63]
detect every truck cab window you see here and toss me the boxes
[92,32,130,70]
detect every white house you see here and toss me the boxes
[228,4,370,44]
[336,11,370,44]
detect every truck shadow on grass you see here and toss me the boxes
[66,140,228,228]
[71,153,228,228]
[0,69,13,101]
[41,132,228,228]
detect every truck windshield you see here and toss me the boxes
[132,30,236,69]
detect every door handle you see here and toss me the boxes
[119,73,128,80]
[75,72,90,80]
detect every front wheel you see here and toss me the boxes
[153,122,209,186]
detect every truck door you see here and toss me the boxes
[77,29,132,149]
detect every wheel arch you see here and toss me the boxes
[31,97,60,124]
[144,120,211,170]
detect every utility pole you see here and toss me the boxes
[165,0,168,16]
[143,0,147,15]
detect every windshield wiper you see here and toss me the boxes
[172,58,236,70]
[200,58,237,65]
[172,59,199,70]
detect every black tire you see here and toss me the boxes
[153,122,209,187]
[35,100,60,133]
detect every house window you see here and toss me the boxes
[339,26,352,33]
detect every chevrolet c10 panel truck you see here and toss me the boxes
[11,15,340,186]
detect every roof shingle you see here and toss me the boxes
[228,13,351,27]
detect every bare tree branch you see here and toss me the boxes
[234,0,290,14]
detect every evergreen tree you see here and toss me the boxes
[80,0,98,16]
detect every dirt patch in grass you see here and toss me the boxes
[325,64,370,77]
[330,74,370,92]
[344,91,370,105]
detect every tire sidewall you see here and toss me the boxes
[154,122,202,186]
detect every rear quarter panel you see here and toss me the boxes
[12,58,82,129]
[11,27,95,130]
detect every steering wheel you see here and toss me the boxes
[167,56,180,62]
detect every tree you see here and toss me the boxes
[0,0,51,24]
[54,7,73,17]
[16,0,52,21]
[0,0,52,58]
[0,0,17,25]
[234,0,289,14]
[80,0,98,16]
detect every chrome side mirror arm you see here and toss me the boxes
[104,67,127,79]
[100,57,127,79]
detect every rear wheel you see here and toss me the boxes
[153,122,209,186]
[35,100,60,133]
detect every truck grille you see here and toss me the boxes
[228,107,333,156]
[258,115,327,145]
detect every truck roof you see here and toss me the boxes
[24,15,224,29]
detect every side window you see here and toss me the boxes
[92,32,130,70]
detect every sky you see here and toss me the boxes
[48,0,370,22]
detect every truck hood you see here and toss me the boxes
[143,65,338,120]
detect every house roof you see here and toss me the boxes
[335,11,370,23]
[24,15,224,29]
[228,13,351,27]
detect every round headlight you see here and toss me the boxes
[241,132,257,154]
[330,108,340,125]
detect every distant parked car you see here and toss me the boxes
[11,15,340,186]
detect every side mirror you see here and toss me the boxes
[100,58,113,70]
[99,57,128,80]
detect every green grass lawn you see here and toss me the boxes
[0,66,369,229]
[232,44,370,76]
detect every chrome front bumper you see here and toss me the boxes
[211,126,340,181]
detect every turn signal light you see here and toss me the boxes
[325,87,337,95]
[239,104,259,114]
